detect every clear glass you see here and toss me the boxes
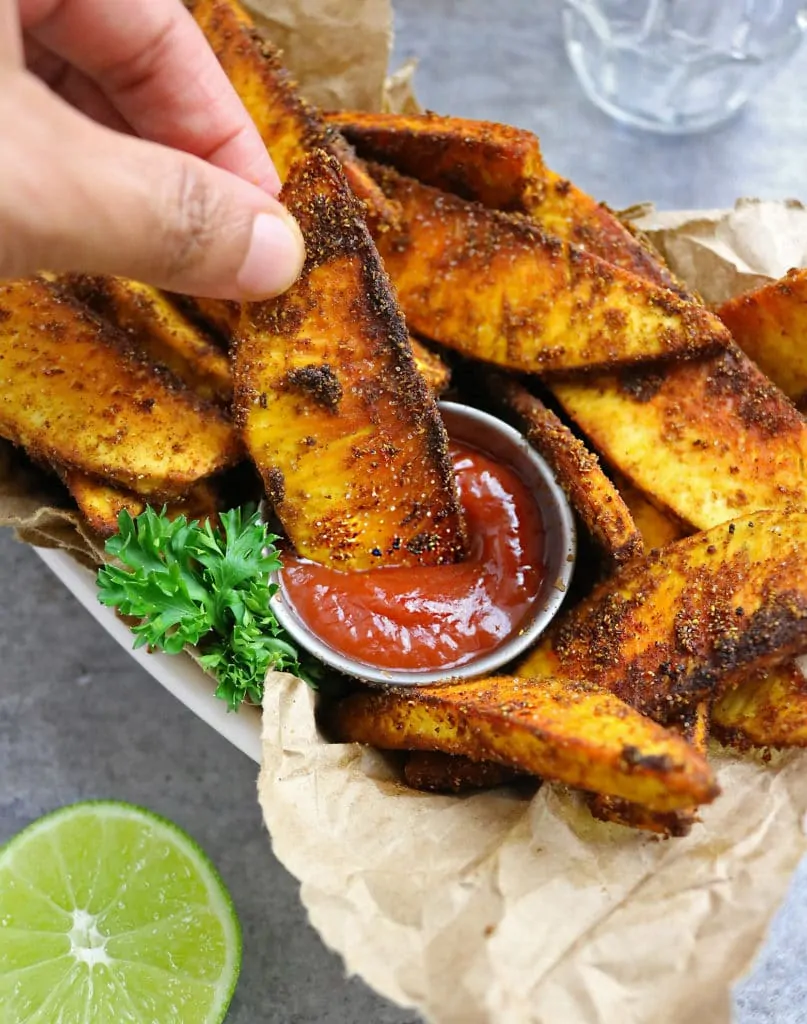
[562,0,807,134]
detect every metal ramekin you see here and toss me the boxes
[269,401,577,686]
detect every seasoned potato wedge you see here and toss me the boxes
[520,510,807,718]
[169,294,450,395]
[370,164,730,374]
[486,373,641,565]
[531,171,691,299]
[327,675,718,812]
[588,701,709,836]
[553,347,807,531]
[614,474,689,552]
[712,663,807,749]
[717,268,807,409]
[326,110,546,211]
[67,276,232,403]
[410,337,451,395]
[234,151,465,569]
[403,751,522,793]
[330,110,685,298]
[188,0,394,225]
[60,469,220,538]
[0,279,238,497]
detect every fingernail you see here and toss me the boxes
[237,212,305,299]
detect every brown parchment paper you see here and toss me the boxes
[1,3,807,1021]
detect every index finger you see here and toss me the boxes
[21,0,280,194]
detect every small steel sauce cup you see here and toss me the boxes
[269,402,576,686]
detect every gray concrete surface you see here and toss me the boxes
[1,3,806,1021]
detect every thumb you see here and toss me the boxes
[0,72,305,300]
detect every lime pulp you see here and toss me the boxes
[0,800,241,1023]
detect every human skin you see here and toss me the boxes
[0,0,305,299]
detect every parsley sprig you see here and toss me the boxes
[97,505,321,710]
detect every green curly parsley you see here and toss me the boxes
[96,505,322,710]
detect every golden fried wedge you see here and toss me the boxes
[60,469,220,538]
[234,151,465,570]
[531,171,691,299]
[67,276,232,404]
[520,511,807,719]
[614,475,689,552]
[553,347,807,531]
[369,164,730,374]
[188,0,394,226]
[169,295,450,395]
[717,268,807,409]
[0,279,238,497]
[327,675,718,812]
[588,701,709,836]
[328,111,686,298]
[486,373,641,565]
[326,110,546,211]
[403,751,522,793]
[712,663,807,749]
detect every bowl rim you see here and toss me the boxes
[269,400,577,687]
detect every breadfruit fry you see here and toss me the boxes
[486,373,641,565]
[369,164,730,373]
[234,151,465,570]
[187,0,394,225]
[67,276,231,403]
[520,511,807,719]
[411,338,451,395]
[60,469,220,538]
[325,110,546,211]
[328,110,685,296]
[614,475,690,552]
[403,751,522,793]
[712,663,807,749]
[0,279,238,497]
[588,701,709,837]
[552,346,807,531]
[717,268,807,408]
[531,171,691,299]
[327,675,718,813]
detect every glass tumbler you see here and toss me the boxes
[562,0,807,134]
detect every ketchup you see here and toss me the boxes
[281,442,545,672]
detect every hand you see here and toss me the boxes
[0,0,305,299]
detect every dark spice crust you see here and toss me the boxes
[0,277,238,497]
[403,751,522,793]
[368,162,731,375]
[327,109,547,212]
[541,512,807,720]
[234,151,466,570]
[281,364,343,411]
[486,372,642,566]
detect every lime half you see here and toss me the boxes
[0,801,241,1023]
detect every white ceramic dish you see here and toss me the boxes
[35,547,262,764]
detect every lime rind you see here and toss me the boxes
[0,800,242,1024]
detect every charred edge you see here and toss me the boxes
[281,364,343,411]
[705,345,803,436]
[264,466,285,505]
[619,745,674,774]
[587,794,694,837]
[645,594,807,718]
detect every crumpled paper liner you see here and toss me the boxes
[3,2,807,1021]
[258,676,807,1024]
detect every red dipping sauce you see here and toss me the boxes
[280,442,546,672]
